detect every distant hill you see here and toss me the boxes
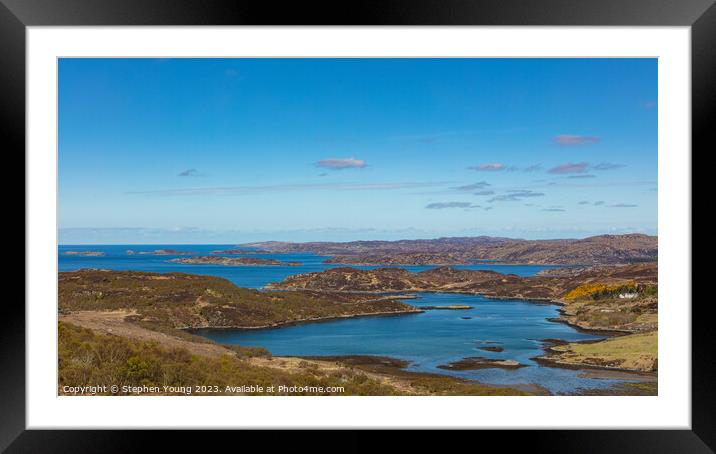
[245,234,657,265]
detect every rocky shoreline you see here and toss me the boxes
[290,351,651,395]
[532,355,657,375]
[545,315,634,337]
[267,288,636,336]
[421,305,473,310]
[182,308,424,331]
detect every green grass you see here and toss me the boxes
[551,331,657,371]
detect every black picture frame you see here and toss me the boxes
[4,0,710,450]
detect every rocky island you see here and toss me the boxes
[169,256,302,266]
[128,249,194,256]
[437,357,526,371]
[63,251,105,257]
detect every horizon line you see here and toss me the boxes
[57,231,658,247]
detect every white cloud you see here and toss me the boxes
[316,157,366,169]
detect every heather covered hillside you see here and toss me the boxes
[59,269,420,329]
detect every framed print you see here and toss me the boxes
[6,0,713,449]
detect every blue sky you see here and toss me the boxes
[58,58,657,244]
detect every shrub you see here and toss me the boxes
[564,282,636,301]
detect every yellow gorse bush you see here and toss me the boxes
[564,282,636,301]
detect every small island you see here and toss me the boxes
[169,256,302,266]
[437,357,526,371]
[63,251,105,257]
[129,249,194,256]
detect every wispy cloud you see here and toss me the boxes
[453,181,491,191]
[578,201,638,208]
[524,164,542,172]
[488,190,545,202]
[541,207,566,212]
[553,135,601,146]
[469,163,505,171]
[178,168,200,177]
[425,202,476,209]
[473,190,495,196]
[546,162,623,176]
[593,162,625,171]
[129,181,448,196]
[316,157,366,170]
[507,190,545,197]
[548,162,589,174]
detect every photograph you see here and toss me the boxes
[56,57,659,397]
